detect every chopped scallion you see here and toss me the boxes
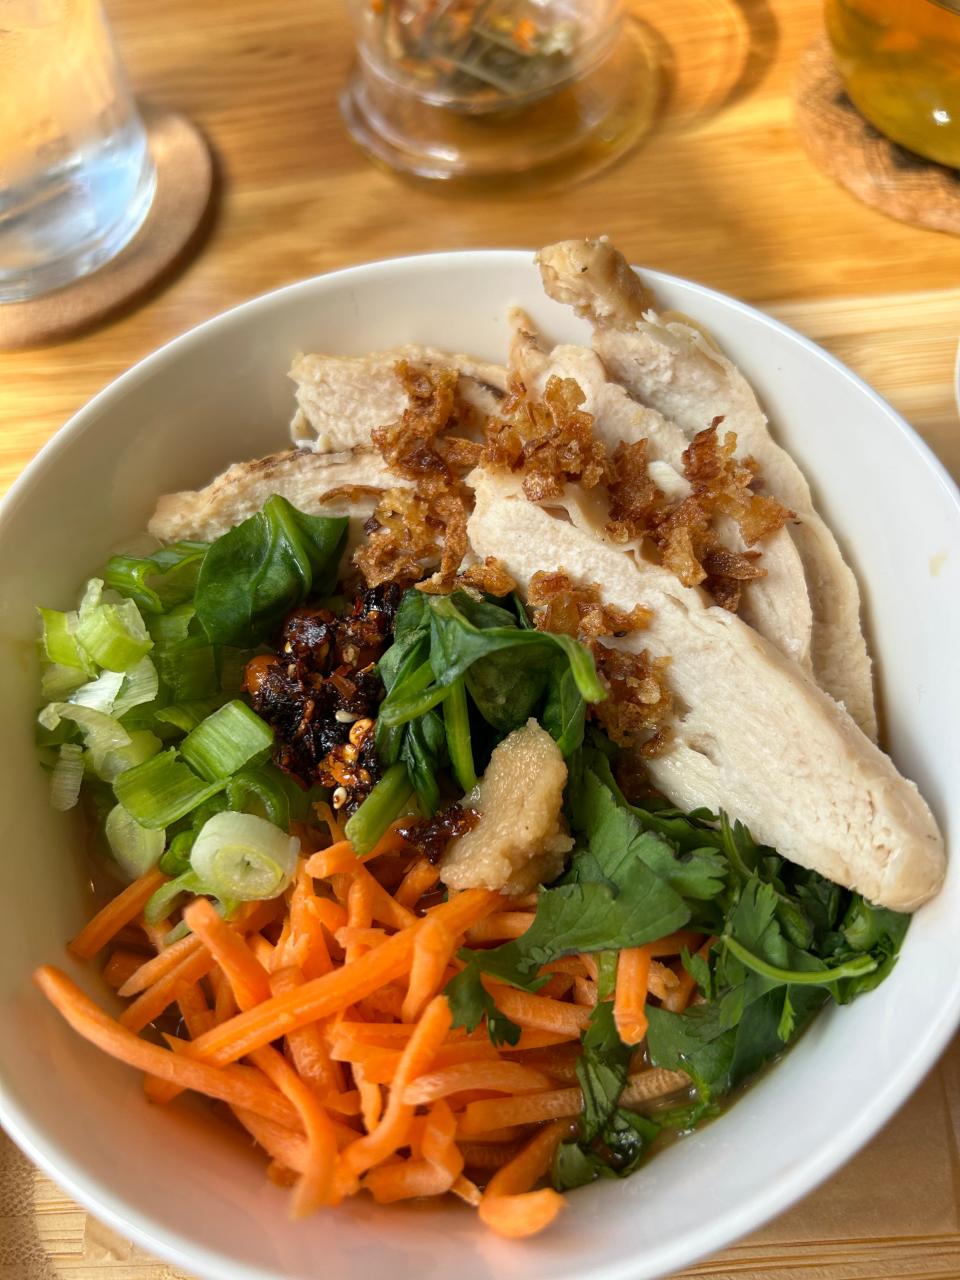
[105,803,165,879]
[50,743,85,811]
[180,700,274,782]
[344,763,412,856]
[190,811,299,901]
[114,748,227,828]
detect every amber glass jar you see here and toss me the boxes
[826,0,960,168]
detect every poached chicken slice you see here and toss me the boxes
[467,467,943,912]
[537,237,878,741]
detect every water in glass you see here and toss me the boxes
[0,0,156,302]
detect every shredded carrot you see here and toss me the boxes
[614,945,652,1046]
[35,967,300,1128]
[102,948,147,991]
[394,857,440,909]
[178,890,499,1072]
[464,912,534,944]
[338,995,453,1187]
[403,1061,553,1105]
[117,934,204,998]
[458,1088,582,1136]
[270,966,342,1094]
[183,899,272,1011]
[119,946,214,1033]
[477,1119,572,1238]
[487,983,593,1036]
[402,914,455,1023]
[479,1188,566,1238]
[68,868,168,960]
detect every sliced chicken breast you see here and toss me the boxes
[467,467,944,912]
[508,308,814,671]
[537,238,878,741]
[288,346,507,452]
[148,448,405,550]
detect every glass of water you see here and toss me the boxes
[0,0,156,303]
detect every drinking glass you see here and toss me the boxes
[0,0,156,303]
[826,0,960,168]
[340,0,656,182]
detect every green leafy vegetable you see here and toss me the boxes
[194,496,348,646]
[445,958,522,1047]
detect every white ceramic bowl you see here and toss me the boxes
[1,253,958,1280]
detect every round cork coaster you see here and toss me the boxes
[0,108,213,351]
[795,35,960,236]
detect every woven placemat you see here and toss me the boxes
[0,108,213,351]
[795,35,960,236]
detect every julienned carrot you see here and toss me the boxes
[183,899,272,1010]
[484,1119,574,1196]
[478,1189,566,1238]
[421,1100,462,1183]
[338,995,453,1187]
[102,948,147,991]
[119,946,215,1033]
[283,864,333,980]
[458,1140,523,1170]
[487,983,593,1037]
[307,848,418,933]
[177,890,500,1072]
[67,868,168,960]
[614,946,652,1046]
[451,1175,482,1207]
[477,1120,572,1238]
[464,912,534,945]
[403,1061,554,1106]
[364,1159,453,1204]
[118,933,204,998]
[402,914,455,1023]
[177,981,215,1039]
[573,976,598,1007]
[34,967,300,1129]
[458,1088,583,1136]
[270,966,342,1094]
[355,1066,383,1133]
[250,1042,340,1214]
[307,897,348,936]
[394,857,440,910]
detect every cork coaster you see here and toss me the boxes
[0,108,213,351]
[795,35,960,236]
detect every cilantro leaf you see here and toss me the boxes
[577,1002,631,1142]
[444,959,521,1046]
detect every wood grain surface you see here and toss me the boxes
[1,0,958,1276]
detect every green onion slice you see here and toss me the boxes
[180,700,274,783]
[105,804,165,879]
[114,749,228,828]
[50,743,85,811]
[190,811,299,901]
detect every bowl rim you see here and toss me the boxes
[1,249,959,1280]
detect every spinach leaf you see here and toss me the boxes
[194,496,348,646]
[465,646,549,732]
[540,662,587,758]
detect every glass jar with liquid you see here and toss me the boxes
[826,0,960,168]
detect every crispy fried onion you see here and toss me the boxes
[592,646,674,758]
[606,420,793,612]
[482,375,606,501]
[350,361,481,593]
[526,570,651,637]
[525,570,669,756]
[457,556,517,597]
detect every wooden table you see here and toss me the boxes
[1,0,958,1275]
